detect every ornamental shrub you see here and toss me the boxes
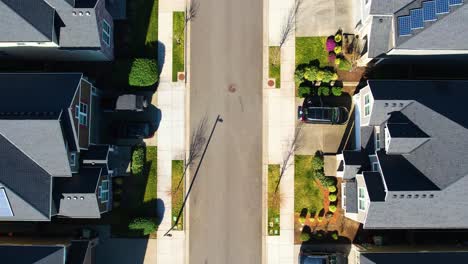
[334,34,342,43]
[298,85,310,98]
[131,146,145,175]
[338,58,352,71]
[329,194,337,202]
[128,217,158,235]
[328,53,336,63]
[317,216,323,223]
[304,66,319,81]
[326,212,334,219]
[300,232,311,242]
[326,37,336,52]
[295,67,306,83]
[324,177,337,187]
[331,232,339,240]
[331,86,343,96]
[114,178,124,185]
[311,155,324,171]
[329,205,337,212]
[316,71,325,81]
[318,86,330,96]
[328,185,337,192]
[322,71,338,83]
[129,58,159,86]
[316,232,324,239]
[334,46,342,54]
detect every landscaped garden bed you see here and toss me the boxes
[172,160,184,230]
[294,154,354,244]
[269,46,281,88]
[173,12,185,82]
[106,145,158,238]
[268,164,281,236]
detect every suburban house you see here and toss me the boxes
[0,0,126,61]
[348,244,468,264]
[0,73,127,221]
[336,80,468,229]
[0,236,98,264]
[352,0,468,65]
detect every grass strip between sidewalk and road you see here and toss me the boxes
[172,160,184,230]
[269,46,281,88]
[268,164,281,236]
[172,12,185,81]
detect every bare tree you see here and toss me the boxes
[275,123,303,192]
[278,0,303,47]
[185,0,200,24]
[175,116,208,190]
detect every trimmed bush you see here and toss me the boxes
[326,212,334,219]
[131,146,145,175]
[329,205,337,212]
[298,85,311,98]
[114,178,124,185]
[324,177,337,187]
[328,185,337,192]
[311,156,324,171]
[326,37,336,52]
[329,194,337,202]
[317,216,323,222]
[338,58,352,71]
[295,67,306,83]
[316,232,324,239]
[331,86,343,96]
[334,34,342,43]
[299,214,306,224]
[300,232,311,242]
[331,232,339,240]
[318,86,330,96]
[128,217,158,235]
[304,66,319,81]
[316,71,325,81]
[129,58,159,86]
[334,46,342,54]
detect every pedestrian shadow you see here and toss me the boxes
[158,41,166,76]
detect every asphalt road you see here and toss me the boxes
[188,0,264,263]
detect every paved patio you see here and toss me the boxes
[296,0,355,37]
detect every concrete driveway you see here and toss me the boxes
[296,0,355,37]
[295,98,351,155]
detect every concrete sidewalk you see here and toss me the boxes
[144,0,186,262]
[265,0,297,263]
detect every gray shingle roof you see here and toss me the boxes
[0,245,65,264]
[53,167,102,218]
[0,134,52,220]
[0,0,56,42]
[345,180,358,213]
[369,0,413,15]
[368,17,393,58]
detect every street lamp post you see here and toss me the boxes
[164,115,223,236]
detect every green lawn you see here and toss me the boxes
[129,0,159,57]
[172,160,184,230]
[268,165,281,236]
[295,37,329,68]
[269,46,281,88]
[295,155,324,216]
[172,12,185,81]
[107,146,158,238]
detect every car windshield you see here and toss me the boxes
[305,107,334,121]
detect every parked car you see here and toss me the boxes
[102,94,148,112]
[298,96,349,125]
[113,122,154,139]
[298,250,343,264]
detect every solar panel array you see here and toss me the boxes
[436,0,450,13]
[423,1,437,21]
[398,0,464,36]
[398,16,412,36]
[410,9,424,29]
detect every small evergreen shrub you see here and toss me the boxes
[328,185,337,192]
[334,46,342,54]
[128,217,158,235]
[300,232,311,242]
[326,212,334,219]
[331,232,339,240]
[311,155,324,171]
[298,85,310,98]
[131,146,145,175]
[331,86,343,96]
[324,177,337,187]
[129,58,159,86]
[329,205,337,213]
[318,86,330,96]
[304,66,319,81]
[329,194,337,202]
[338,58,352,71]
[334,34,342,43]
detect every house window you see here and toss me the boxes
[364,94,371,117]
[102,20,111,47]
[375,128,381,150]
[358,187,366,211]
[69,152,76,166]
[99,180,109,203]
[372,162,380,172]
[76,103,88,126]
